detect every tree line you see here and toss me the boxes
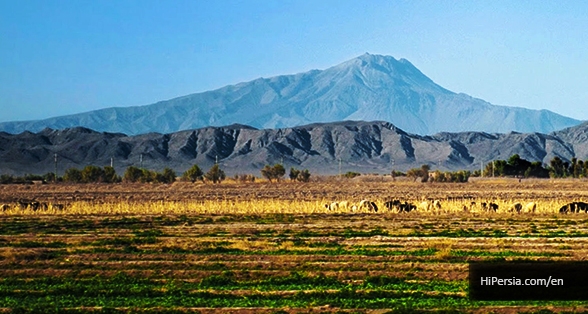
[2,154,586,184]
[0,163,312,184]
[481,154,588,179]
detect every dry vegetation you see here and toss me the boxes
[1,177,588,313]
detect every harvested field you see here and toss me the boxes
[1,178,588,313]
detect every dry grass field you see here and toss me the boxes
[1,177,588,313]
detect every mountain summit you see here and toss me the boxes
[0,54,581,135]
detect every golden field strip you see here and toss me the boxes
[2,178,588,313]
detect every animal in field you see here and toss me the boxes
[509,202,523,213]
[338,201,350,211]
[358,200,378,212]
[524,202,537,213]
[419,201,430,211]
[398,202,416,213]
[324,202,339,211]
[0,204,10,211]
[51,203,65,211]
[384,199,402,211]
[433,200,442,210]
[488,202,499,212]
[559,202,588,214]
[17,199,43,211]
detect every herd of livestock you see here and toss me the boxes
[1,198,588,215]
[324,199,588,214]
[0,199,65,212]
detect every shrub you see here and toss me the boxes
[288,167,311,182]
[343,171,360,179]
[261,164,286,182]
[234,174,256,182]
[123,166,143,183]
[63,168,83,183]
[182,164,204,183]
[205,164,226,184]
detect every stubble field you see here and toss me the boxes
[1,177,588,313]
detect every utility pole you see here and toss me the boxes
[54,153,58,183]
[481,161,484,177]
[338,158,342,177]
[492,160,495,177]
[140,154,143,168]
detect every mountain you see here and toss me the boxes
[0,54,581,135]
[1,120,588,176]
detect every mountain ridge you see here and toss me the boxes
[2,120,588,177]
[0,54,582,135]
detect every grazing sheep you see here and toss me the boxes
[339,201,350,211]
[419,201,430,211]
[370,201,378,213]
[433,200,442,211]
[324,202,339,211]
[509,202,523,213]
[17,199,32,210]
[0,204,10,211]
[51,203,65,211]
[358,200,378,212]
[489,202,499,212]
[524,202,537,213]
[17,199,41,211]
[398,202,416,213]
[559,202,588,214]
[384,200,402,211]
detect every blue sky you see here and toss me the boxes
[1,0,587,122]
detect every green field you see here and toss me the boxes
[2,212,588,313]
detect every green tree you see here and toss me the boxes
[0,174,14,184]
[159,168,176,184]
[261,164,286,182]
[63,168,83,183]
[103,166,120,183]
[139,169,156,183]
[272,164,285,182]
[123,166,143,183]
[289,167,301,181]
[205,164,226,184]
[297,169,311,182]
[81,165,105,183]
[549,157,565,178]
[420,164,430,183]
[182,164,204,183]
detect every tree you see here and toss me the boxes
[273,164,285,181]
[549,157,565,178]
[420,164,430,183]
[261,164,286,182]
[140,168,156,183]
[183,164,204,183]
[205,164,226,184]
[82,165,105,183]
[63,168,83,183]
[297,169,311,182]
[123,166,143,183]
[289,167,301,181]
[103,166,120,183]
[159,168,176,184]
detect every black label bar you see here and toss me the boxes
[469,262,588,300]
